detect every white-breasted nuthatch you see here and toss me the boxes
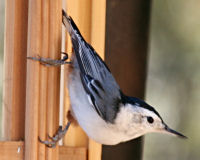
[28,10,187,147]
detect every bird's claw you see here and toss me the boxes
[27,52,71,66]
[38,122,71,148]
[61,52,69,61]
[38,137,57,148]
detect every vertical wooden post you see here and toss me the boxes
[63,0,91,147]
[25,0,42,159]
[25,0,61,160]
[46,1,61,160]
[2,0,28,141]
[89,1,106,160]
[64,1,106,159]
[64,1,106,160]
[38,2,49,160]
[102,0,151,160]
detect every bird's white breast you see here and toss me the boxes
[67,66,145,145]
[68,67,129,144]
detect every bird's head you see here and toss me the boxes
[115,95,187,140]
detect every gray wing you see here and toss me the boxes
[62,10,122,123]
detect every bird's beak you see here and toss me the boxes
[163,125,187,139]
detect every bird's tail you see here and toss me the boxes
[62,10,73,35]
[62,9,88,74]
[62,9,84,40]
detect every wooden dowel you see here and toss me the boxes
[2,0,28,141]
[46,1,62,160]
[25,0,42,159]
[38,1,50,160]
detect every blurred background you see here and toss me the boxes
[144,1,200,160]
[0,0,199,160]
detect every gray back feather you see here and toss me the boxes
[63,10,122,123]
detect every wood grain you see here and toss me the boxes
[46,1,62,160]
[59,146,87,160]
[3,0,107,159]
[0,141,87,160]
[25,0,42,159]
[38,1,49,160]
[25,0,61,160]
[2,0,28,141]
[0,141,24,160]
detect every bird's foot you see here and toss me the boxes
[27,52,71,66]
[39,122,71,148]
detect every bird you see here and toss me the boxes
[28,10,187,147]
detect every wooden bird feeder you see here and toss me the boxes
[1,0,151,160]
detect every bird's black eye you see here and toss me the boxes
[147,116,154,124]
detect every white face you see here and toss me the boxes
[114,104,165,139]
[114,103,186,140]
[134,107,165,133]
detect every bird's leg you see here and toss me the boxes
[39,122,71,148]
[27,52,71,66]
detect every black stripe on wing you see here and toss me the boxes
[81,74,105,119]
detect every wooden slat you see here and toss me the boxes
[63,0,91,147]
[88,1,106,160]
[25,0,42,159]
[0,141,86,160]
[38,1,49,160]
[59,146,87,160]
[64,1,106,159]
[90,0,106,54]
[46,1,62,160]
[0,141,24,160]
[25,0,62,160]
[2,0,28,141]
